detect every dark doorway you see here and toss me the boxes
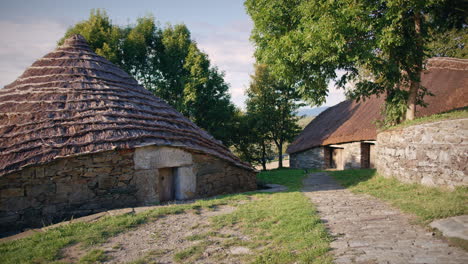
[361,143,376,168]
[158,168,175,202]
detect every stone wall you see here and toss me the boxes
[0,150,137,234]
[193,153,257,197]
[0,146,256,234]
[289,142,363,170]
[341,142,362,169]
[376,118,468,188]
[290,147,325,169]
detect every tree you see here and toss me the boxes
[246,64,302,169]
[231,111,274,170]
[245,0,467,124]
[60,9,238,146]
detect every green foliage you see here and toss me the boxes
[381,107,468,130]
[61,9,237,146]
[245,0,467,123]
[428,28,468,58]
[239,64,302,168]
[329,169,468,223]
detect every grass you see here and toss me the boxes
[382,107,468,131]
[1,168,332,264]
[173,241,212,263]
[211,169,332,264]
[328,169,468,224]
[0,195,248,264]
[78,249,107,264]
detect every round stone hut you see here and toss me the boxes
[0,35,256,233]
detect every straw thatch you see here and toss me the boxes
[287,57,468,154]
[0,35,253,176]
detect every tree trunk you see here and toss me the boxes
[406,80,419,120]
[261,142,267,171]
[405,11,423,121]
[278,142,283,169]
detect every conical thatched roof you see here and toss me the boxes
[287,57,468,154]
[0,35,253,176]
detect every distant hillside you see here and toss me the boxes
[297,106,329,117]
[298,116,315,129]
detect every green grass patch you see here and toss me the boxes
[78,249,107,264]
[329,169,468,223]
[173,241,212,263]
[1,169,332,264]
[213,169,332,264]
[0,195,247,264]
[382,107,468,131]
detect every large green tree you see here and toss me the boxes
[245,0,467,124]
[246,64,302,169]
[60,9,237,146]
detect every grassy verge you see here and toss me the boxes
[1,168,331,264]
[211,169,331,264]
[381,107,468,131]
[328,169,468,224]
[0,195,247,264]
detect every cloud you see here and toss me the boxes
[0,20,67,87]
[192,20,254,109]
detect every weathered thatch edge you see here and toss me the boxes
[0,34,254,175]
[2,142,254,178]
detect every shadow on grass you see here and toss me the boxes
[326,169,377,188]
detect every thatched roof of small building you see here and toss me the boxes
[0,35,253,176]
[287,57,468,154]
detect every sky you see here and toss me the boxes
[0,0,345,109]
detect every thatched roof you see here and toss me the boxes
[0,35,253,176]
[287,57,468,154]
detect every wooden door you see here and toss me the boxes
[332,148,343,170]
[158,168,175,202]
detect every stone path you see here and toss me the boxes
[302,172,468,264]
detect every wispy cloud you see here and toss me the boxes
[0,20,67,87]
[193,20,254,109]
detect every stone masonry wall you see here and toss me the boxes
[0,150,137,234]
[376,118,468,188]
[341,142,362,169]
[193,153,257,197]
[290,147,325,169]
[0,147,256,234]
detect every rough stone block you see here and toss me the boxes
[1,188,24,198]
[134,146,193,170]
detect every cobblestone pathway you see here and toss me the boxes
[302,172,468,264]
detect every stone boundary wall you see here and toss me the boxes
[376,118,468,188]
[290,147,325,169]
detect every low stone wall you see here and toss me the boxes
[290,147,325,169]
[0,150,138,234]
[0,146,256,234]
[193,153,257,197]
[376,118,468,188]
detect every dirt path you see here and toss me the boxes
[61,204,253,264]
[302,172,468,264]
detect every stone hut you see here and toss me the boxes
[0,35,256,233]
[287,57,468,170]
